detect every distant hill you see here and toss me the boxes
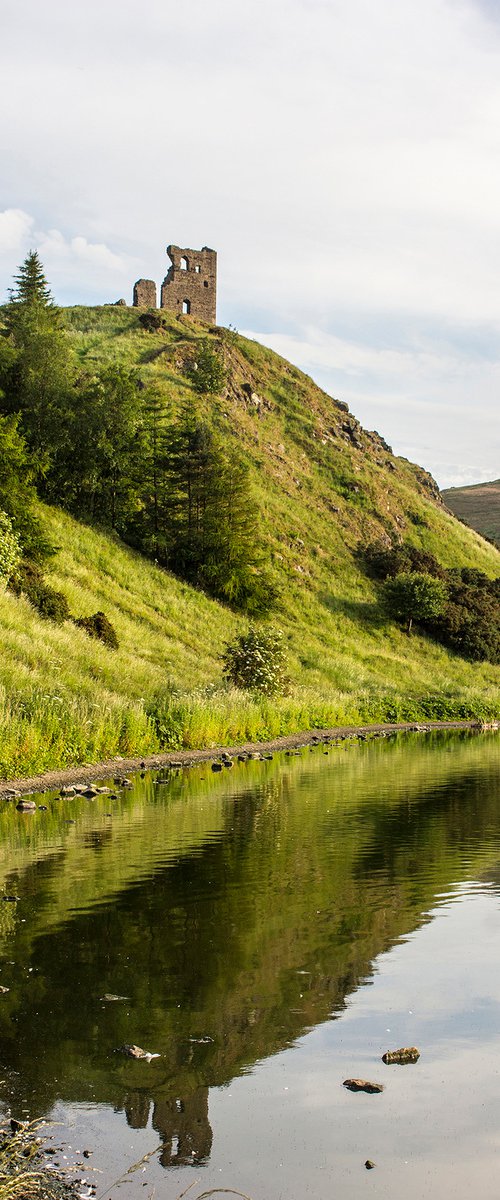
[441,480,500,544]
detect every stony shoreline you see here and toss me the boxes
[0,718,495,800]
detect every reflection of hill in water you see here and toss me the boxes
[0,733,498,1168]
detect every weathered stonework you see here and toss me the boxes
[133,279,157,308]
[160,245,217,322]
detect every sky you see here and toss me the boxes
[1,0,499,489]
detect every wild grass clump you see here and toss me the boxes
[0,1122,49,1200]
[0,685,159,779]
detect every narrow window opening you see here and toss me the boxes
[194,264,201,273]
[182,299,191,314]
[180,256,189,271]
[203,281,209,288]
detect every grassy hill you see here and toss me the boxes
[442,479,500,543]
[0,305,498,779]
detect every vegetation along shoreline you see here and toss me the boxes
[1,719,497,800]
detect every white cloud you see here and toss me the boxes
[0,209,34,254]
[37,229,128,273]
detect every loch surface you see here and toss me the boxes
[0,730,499,1199]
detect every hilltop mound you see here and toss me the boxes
[0,305,498,778]
[442,479,500,544]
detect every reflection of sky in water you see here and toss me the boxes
[53,881,500,1200]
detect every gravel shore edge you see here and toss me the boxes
[1,718,494,799]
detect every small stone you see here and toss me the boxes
[16,800,36,812]
[365,1159,376,1170]
[343,1079,384,1094]
[382,1046,420,1065]
[115,1043,160,1061]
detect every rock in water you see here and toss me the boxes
[115,1043,161,1062]
[343,1078,384,1094]
[382,1046,420,1064]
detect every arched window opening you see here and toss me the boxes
[182,299,191,315]
[180,256,189,271]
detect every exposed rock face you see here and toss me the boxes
[160,245,217,323]
[133,279,157,308]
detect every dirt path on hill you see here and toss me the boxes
[0,719,494,799]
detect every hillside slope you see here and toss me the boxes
[442,479,500,543]
[0,306,498,778]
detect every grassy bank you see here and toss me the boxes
[0,505,498,780]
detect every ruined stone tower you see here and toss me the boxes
[133,245,217,323]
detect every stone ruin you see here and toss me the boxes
[133,245,217,323]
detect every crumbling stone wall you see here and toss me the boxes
[133,279,157,308]
[160,245,217,322]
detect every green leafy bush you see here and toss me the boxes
[187,341,226,394]
[222,626,289,695]
[381,572,448,634]
[9,559,70,622]
[0,510,21,587]
[74,611,119,649]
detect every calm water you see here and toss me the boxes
[0,730,499,1199]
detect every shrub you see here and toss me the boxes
[9,559,70,622]
[222,626,289,695]
[0,510,21,587]
[363,539,444,580]
[74,611,119,649]
[187,341,226,394]
[381,571,448,635]
[138,311,165,332]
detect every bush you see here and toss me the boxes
[0,510,21,587]
[222,626,289,695]
[187,341,226,394]
[363,539,444,580]
[9,559,70,622]
[381,571,448,635]
[74,611,119,649]
[138,311,165,332]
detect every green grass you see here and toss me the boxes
[0,307,498,779]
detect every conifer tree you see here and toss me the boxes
[1,252,74,467]
[8,250,53,307]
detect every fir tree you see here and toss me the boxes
[1,252,74,467]
[8,250,53,308]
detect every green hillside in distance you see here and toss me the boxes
[442,479,500,543]
[0,304,499,779]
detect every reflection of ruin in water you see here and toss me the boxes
[122,1087,212,1166]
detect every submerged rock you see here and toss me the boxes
[16,800,36,812]
[382,1046,420,1064]
[115,1043,161,1062]
[343,1078,384,1094]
